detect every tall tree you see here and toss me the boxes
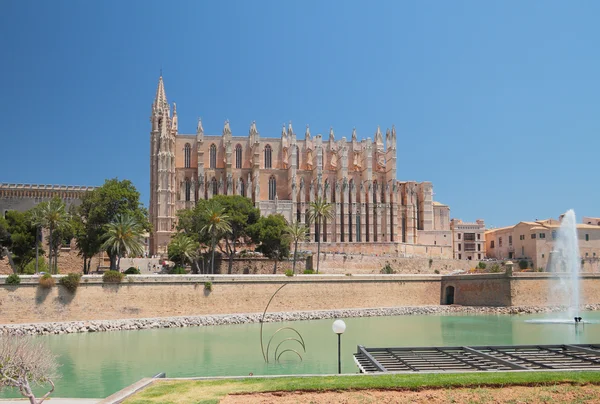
[308,197,334,274]
[285,221,310,274]
[101,214,145,271]
[168,234,200,272]
[249,214,290,274]
[212,195,260,274]
[200,200,231,274]
[75,178,149,271]
[31,198,70,274]
[0,211,38,273]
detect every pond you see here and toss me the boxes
[3,310,600,399]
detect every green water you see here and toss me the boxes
[4,311,600,399]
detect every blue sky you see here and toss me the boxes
[1,1,599,228]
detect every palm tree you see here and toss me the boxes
[101,213,145,271]
[200,200,232,274]
[285,221,309,274]
[169,234,200,272]
[308,197,334,274]
[31,198,70,274]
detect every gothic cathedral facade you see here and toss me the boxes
[149,76,452,256]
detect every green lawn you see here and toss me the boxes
[124,371,600,404]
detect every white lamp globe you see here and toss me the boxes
[332,319,346,335]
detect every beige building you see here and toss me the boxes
[0,183,94,219]
[485,217,600,270]
[149,76,453,255]
[450,219,486,261]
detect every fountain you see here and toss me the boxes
[547,209,581,317]
[527,209,586,325]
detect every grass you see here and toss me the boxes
[123,371,600,404]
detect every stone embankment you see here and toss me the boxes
[3,304,600,336]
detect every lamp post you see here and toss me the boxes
[332,319,346,374]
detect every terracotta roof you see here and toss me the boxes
[485,225,514,233]
[432,201,448,207]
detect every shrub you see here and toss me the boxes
[490,263,502,273]
[284,270,294,277]
[434,269,440,274]
[303,269,315,274]
[169,266,187,274]
[537,267,544,272]
[381,263,395,274]
[38,273,55,288]
[204,282,212,292]
[59,273,81,293]
[6,274,20,285]
[124,267,140,275]
[102,270,124,284]
[345,273,353,276]
[477,262,487,270]
[23,257,48,275]
[518,260,528,270]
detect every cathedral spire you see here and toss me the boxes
[223,120,232,136]
[329,127,335,142]
[305,124,311,139]
[153,75,168,114]
[196,117,204,135]
[352,127,357,142]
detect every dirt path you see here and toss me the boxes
[220,384,600,403]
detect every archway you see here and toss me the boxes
[445,286,455,305]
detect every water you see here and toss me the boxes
[547,209,581,317]
[3,311,600,399]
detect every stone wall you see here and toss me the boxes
[0,274,441,324]
[441,272,600,307]
[318,254,474,274]
[510,273,600,306]
[298,241,453,259]
[441,274,511,306]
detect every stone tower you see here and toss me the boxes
[149,75,176,255]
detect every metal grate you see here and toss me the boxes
[354,344,600,373]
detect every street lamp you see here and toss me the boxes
[332,319,346,374]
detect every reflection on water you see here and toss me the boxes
[2,311,600,399]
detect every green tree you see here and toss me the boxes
[1,211,39,273]
[168,234,200,272]
[200,200,231,274]
[31,198,70,274]
[308,197,334,274]
[0,216,11,260]
[285,221,309,274]
[101,214,145,271]
[75,178,149,271]
[249,214,290,274]
[212,195,260,274]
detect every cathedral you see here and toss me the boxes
[149,76,453,256]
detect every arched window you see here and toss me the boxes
[264,144,272,169]
[211,177,218,195]
[185,178,191,201]
[235,144,243,169]
[296,145,300,169]
[210,144,217,168]
[240,179,245,197]
[268,176,276,200]
[184,143,191,168]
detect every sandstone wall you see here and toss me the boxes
[510,273,600,306]
[0,274,441,324]
[442,274,511,306]
[318,254,474,274]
